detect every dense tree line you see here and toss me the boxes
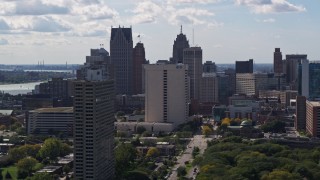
[194,136,320,180]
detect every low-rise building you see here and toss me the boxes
[26,107,73,137]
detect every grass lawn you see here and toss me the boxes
[1,166,18,180]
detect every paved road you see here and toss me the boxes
[168,135,210,180]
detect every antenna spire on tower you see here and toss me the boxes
[180,25,182,34]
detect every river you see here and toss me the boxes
[0,81,44,95]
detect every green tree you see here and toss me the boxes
[261,170,301,180]
[115,143,137,178]
[5,171,11,179]
[136,126,146,134]
[261,120,286,133]
[8,147,25,162]
[16,157,38,176]
[177,166,187,177]
[26,173,54,180]
[63,165,71,174]
[146,147,160,158]
[116,111,125,117]
[38,138,62,161]
[60,143,72,156]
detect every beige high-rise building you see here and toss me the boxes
[183,47,202,100]
[236,73,255,96]
[144,64,189,127]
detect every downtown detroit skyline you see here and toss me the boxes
[0,0,319,64]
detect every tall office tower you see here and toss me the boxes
[171,26,190,64]
[73,67,114,178]
[286,54,307,89]
[183,47,202,100]
[295,96,306,131]
[203,61,217,73]
[144,63,189,127]
[132,42,146,95]
[110,26,133,95]
[306,101,320,137]
[236,59,253,73]
[201,73,218,103]
[274,48,283,74]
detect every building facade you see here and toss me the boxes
[274,48,283,74]
[295,96,306,131]
[144,64,189,127]
[200,73,218,103]
[286,54,307,89]
[236,59,253,73]
[306,101,320,137]
[27,107,73,136]
[110,27,133,95]
[132,42,146,95]
[183,47,202,100]
[203,61,217,73]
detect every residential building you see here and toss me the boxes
[144,64,189,127]
[183,47,202,100]
[306,101,320,137]
[26,107,73,136]
[110,26,133,95]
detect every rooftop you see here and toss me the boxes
[31,107,73,113]
[308,101,320,107]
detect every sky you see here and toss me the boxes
[0,0,319,64]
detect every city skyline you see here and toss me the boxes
[0,0,319,64]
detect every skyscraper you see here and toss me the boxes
[132,42,146,95]
[74,57,114,179]
[274,48,283,74]
[203,61,217,73]
[236,59,253,73]
[110,26,133,95]
[299,60,320,100]
[183,47,202,100]
[285,54,307,89]
[144,63,189,127]
[171,26,190,64]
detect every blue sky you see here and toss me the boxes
[0,0,319,64]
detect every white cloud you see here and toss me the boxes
[15,0,69,15]
[236,0,306,14]
[71,4,118,20]
[0,38,9,45]
[256,18,276,23]
[167,0,220,5]
[0,18,10,30]
[130,1,163,24]
[30,16,71,32]
[168,8,214,25]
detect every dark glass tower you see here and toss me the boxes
[110,26,133,95]
[132,42,146,95]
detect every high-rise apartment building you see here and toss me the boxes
[236,59,253,73]
[183,47,202,100]
[171,26,190,64]
[274,48,283,74]
[74,54,115,179]
[110,27,133,95]
[144,64,189,127]
[132,42,146,95]
[236,73,255,95]
[306,101,320,137]
[295,96,306,131]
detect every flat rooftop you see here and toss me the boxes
[308,101,320,107]
[31,107,73,113]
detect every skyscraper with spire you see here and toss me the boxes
[171,26,190,64]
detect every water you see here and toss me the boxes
[0,82,44,95]
[0,69,73,73]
